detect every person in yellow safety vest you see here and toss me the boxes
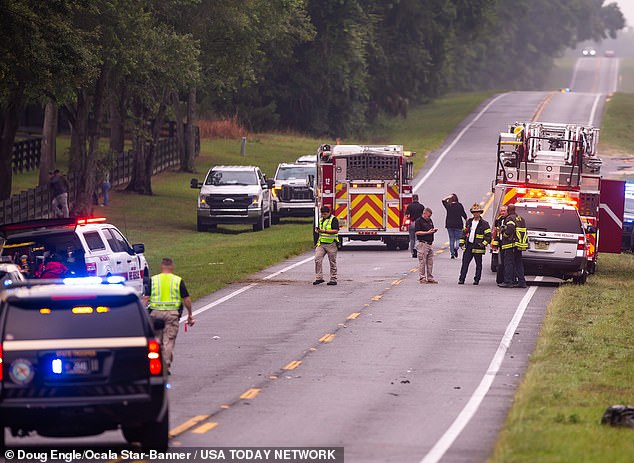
[143,257,195,373]
[458,203,492,285]
[499,203,528,288]
[313,205,339,286]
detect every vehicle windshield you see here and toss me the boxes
[276,166,315,181]
[4,294,145,340]
[517,206,583,234]
[205,170,258,186]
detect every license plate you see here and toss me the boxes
[535,241,549,250]
[55,358,99,375]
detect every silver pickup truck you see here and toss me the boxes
[191,165,274,232]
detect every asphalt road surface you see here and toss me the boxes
[6,57,621,462]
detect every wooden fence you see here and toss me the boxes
[12,137,42,174]
[1,130,199,225]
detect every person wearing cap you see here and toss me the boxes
[458,203,492,285]
[314,205,340,285]
[415,207,438,284]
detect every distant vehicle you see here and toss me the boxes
[581,47,597,57]
[0,218,149,296]
[604,50,615,58]
[296,154,317,164]
[0,278,169,450]
[191,165,274,232]
[271,162,316,220]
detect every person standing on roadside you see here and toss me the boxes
[144,258,195,373]
[313,205,339,286]
[102,171,111,206]
[499,204,528,288]
[442,193,467,259]
[48,169,70,218]
[415,207,438,284]
[492,205,508,284]
[458,203,491,285]
[406,194,425,258]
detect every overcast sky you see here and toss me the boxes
[614,0,634,27]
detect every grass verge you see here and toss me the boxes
[490,254,634,463]
[617,58,634,94]
[95,91,494,299]
[599,93,634,154]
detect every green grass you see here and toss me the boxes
[599,93,634,154]
[83,92,493,299]
[490,254,634,463]
[543,58,576,91]
[618,58,634,94]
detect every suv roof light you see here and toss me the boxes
[63,276,125,286]
[76,217,107,226]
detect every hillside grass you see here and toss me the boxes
[617,58,634,93]
[490,255,634,463]
[600,93,634,154]
[61,92,494,299]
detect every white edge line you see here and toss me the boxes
[413,93,508,191]
[587,93,603,126]
[179,256,314,323]
[569,58,581,90]
[419,276,543,463]
[613,58,620,93]
[599,203,623,229]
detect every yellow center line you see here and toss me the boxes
[347,312,361,320]
[435,249,445,254]
[240,388,261,400]
[391,279,403,285]
[319,333,336,343]
[283,360,302,370]
[410,268,417,273]
[532,92,554,122]
[192,422,219,434]
[482,192,495,214]
[168,414,210,438]
[221,404,231,408]
[371,295,383,301]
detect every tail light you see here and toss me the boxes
[148,340,162,375]
[577,235,585,251]
[86,262,97,276]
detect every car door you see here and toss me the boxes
[101,228,129,279]
[109,228,143,292]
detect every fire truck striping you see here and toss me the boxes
[414,93,507,191]
[350,194,384,228]
[419,277,543,463]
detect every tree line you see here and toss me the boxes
[0,0,624,212]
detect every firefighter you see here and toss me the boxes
[144,257,195,373]
[492,205,508,284]
[499,204,528,288]
[313,205,339,285]
[458,204,491,285]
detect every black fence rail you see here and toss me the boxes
[1,130,200,225]
[12,137,42,174]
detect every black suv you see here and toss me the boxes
[0,279,168,449]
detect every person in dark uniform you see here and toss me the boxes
[499,204,528,288]
[406,194,425,258]
[458,204,491,285]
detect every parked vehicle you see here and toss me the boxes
[0,278,168,450]
[272,162,316,221]
[0,218,149,296]
[191,165,274,232]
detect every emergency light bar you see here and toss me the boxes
[76,217,107,225]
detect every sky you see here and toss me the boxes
[614,0,634,27]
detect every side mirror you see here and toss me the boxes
[133,243,145,254]
[153,318,165,331]
[266,179,275,189]
[190,178,201,189]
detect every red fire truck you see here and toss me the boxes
[490,121,624,276]
[314,144,415,249]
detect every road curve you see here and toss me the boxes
[7,57,620,462]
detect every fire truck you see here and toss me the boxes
[490,121,624,276]
[314,144,415,249]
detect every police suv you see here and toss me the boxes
[0,278,168,450]
[0,218,149,296]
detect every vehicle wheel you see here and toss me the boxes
[397,239,409,250]
[385,238,397,250]
[0,425,5,450]
[253,214,265,232]
[196,219,206,232]
[209,224,218,232]
[264,209,272,228]
[491,255,498,273]
[140,408,169,452]
[122,425,143,444]
[272,213,281,225]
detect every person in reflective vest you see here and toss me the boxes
[499,204,528,288]
[144,257,195,372]
[313,205,339,285]
[458,203,491,285]
[492,205,508,284]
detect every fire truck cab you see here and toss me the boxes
[314,144,415,249]
[490,121,623,281]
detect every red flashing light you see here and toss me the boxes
[76,217,107,226]
[148,340,162,375]
[577,236,585,251]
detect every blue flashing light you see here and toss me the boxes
[52,358,62,374]
[3,279,12,286]
[106,275,126,284]
[166,383,172,389]
[63,277,103,286]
